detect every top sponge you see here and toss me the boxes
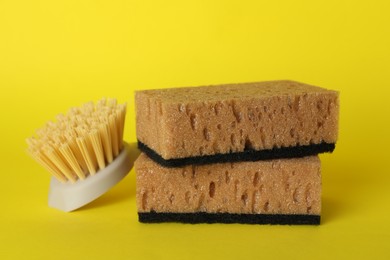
[135,80,339,167]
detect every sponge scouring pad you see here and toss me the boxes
[135,80,339,167]
[135,153,321,225]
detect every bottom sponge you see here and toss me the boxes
[135,153,321,225]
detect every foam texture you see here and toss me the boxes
[135,153,321,223]
[136,80,339,161]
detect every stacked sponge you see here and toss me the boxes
[134,80,339,224]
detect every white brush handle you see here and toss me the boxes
[48,143,132,212]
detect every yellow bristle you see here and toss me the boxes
[109,114,119,157]
[99,123,113,164]
[27,148,68,183]
[43,146,77,183]
[77,136,98,176]
[59,143,86,180]
[26,98,127,183]
[89,129,106,170]
[65,133,89,174]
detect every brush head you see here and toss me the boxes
[48,143,131,212]
[26,98,131,211]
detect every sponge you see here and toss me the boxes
[136,80,339,167]
[135,153,321,225]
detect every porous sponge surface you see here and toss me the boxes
[135,153,321,215]
[136,80,339,159]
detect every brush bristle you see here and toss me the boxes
[26,98,127,183]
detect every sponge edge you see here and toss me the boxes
[48,143,132,212]
[138,212,320,225]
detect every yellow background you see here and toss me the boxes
[1,0,389,259]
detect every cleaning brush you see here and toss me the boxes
[26,98,132,212]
